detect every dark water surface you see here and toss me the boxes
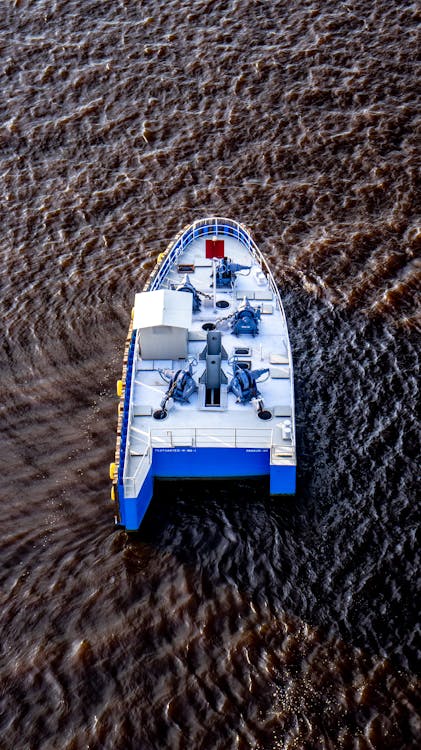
[1,1,420,748]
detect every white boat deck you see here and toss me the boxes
[123,234,295,496]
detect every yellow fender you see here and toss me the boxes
[157,252,166,264]
[109,462,116,481]
[116,379,123,397]
[111,485,116,502]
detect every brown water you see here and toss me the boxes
[1,1,420,748]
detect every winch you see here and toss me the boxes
[176,275,202,312]
[211,257,251,288]
[231,297,261,336]
[228,364,269,403]
[157,362,197,414]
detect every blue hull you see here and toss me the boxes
[118,447,296,531]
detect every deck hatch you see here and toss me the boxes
[206,238,224,258]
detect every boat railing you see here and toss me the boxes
[191,219,295,451]
[143,216,295,451]
[124,444,152,498]
[124,423,296,497]
[146,216,287,326]
[148,218,284,319]
[150,426,273,449]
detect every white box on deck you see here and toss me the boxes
[133,289,192,360]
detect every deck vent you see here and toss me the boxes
[257,409,272,421]
[153,408,168,420]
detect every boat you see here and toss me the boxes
[109,217,296,531]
